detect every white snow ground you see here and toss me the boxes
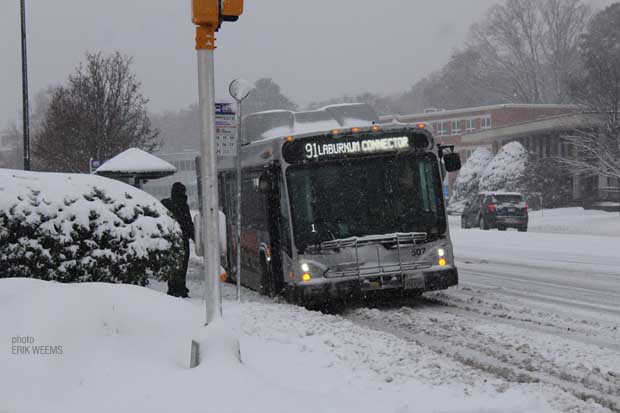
[1,208,619,412]
[1,276,571,413]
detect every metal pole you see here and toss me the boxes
[235,101,243,302]
[19,0,31,171]
[229,78,250,302]
[197,42,222,324]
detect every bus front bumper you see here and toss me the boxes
[296,266,458,300]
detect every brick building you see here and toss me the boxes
[382,104,617,208]
[380,104,577,160]
[460,113,617,208]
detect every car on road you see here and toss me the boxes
[461,192,528,231]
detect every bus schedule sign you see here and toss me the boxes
[283,132,430,164]
[215,102,237,158]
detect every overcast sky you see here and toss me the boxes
[1,0,613,129]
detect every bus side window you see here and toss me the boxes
[278,173,292,257]
[241,171,268,231]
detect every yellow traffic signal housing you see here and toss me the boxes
[192,0,219,27]
[221,0,243,22]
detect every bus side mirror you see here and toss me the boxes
[258,172,273,193]
[444,153,461,172]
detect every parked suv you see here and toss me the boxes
[461,192,528,232]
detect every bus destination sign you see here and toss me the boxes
[283,132,430,163]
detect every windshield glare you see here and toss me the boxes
[286,154,445,252]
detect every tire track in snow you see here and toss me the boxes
[344,297,620,413]
[428,289,620,353]
[458,268,620,318]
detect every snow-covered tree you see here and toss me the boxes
[469,0,590,104]
[450,148,493,208]
[479,142,528,193]
[561,3,620,189]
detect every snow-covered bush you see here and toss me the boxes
[479,142,528,193]
[449,148,493,210]
[0,169,183,285]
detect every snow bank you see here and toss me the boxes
[0,277,576,413]
[0,168,183,284]
[450,207,620,237]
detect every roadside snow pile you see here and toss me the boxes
[450,148,493,211]
[0,278,576,413]
[449,207,620,237]
[0,168,183,285]
[527,207,620,236]
[479,142,527,193]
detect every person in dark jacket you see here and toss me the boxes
[162,182,194,297]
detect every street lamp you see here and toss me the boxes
[228,78,251,302]
[19,0,31,171]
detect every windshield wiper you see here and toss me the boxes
[319,232,428,251]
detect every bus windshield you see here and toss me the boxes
[286,153,446,253]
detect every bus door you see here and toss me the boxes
[257,164,288,296]
[275,170,294,294]
[239,168,271,292]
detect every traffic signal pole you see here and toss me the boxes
[192,0,243,332]
[195,25,222,325]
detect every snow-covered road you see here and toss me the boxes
[345,224,620,412]
[170,209,620,412]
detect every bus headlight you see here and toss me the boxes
[299,260,328,281]
[437,248,446,257]
[438,258,447,266]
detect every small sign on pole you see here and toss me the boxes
[90,159,104,174]
[216,102,237,158]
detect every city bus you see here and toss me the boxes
[218,103,462,306]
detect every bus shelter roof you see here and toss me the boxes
[94,148,177,180]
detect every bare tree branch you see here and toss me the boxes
[33,52,160,172]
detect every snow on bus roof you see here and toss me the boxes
[243,103,379,143]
